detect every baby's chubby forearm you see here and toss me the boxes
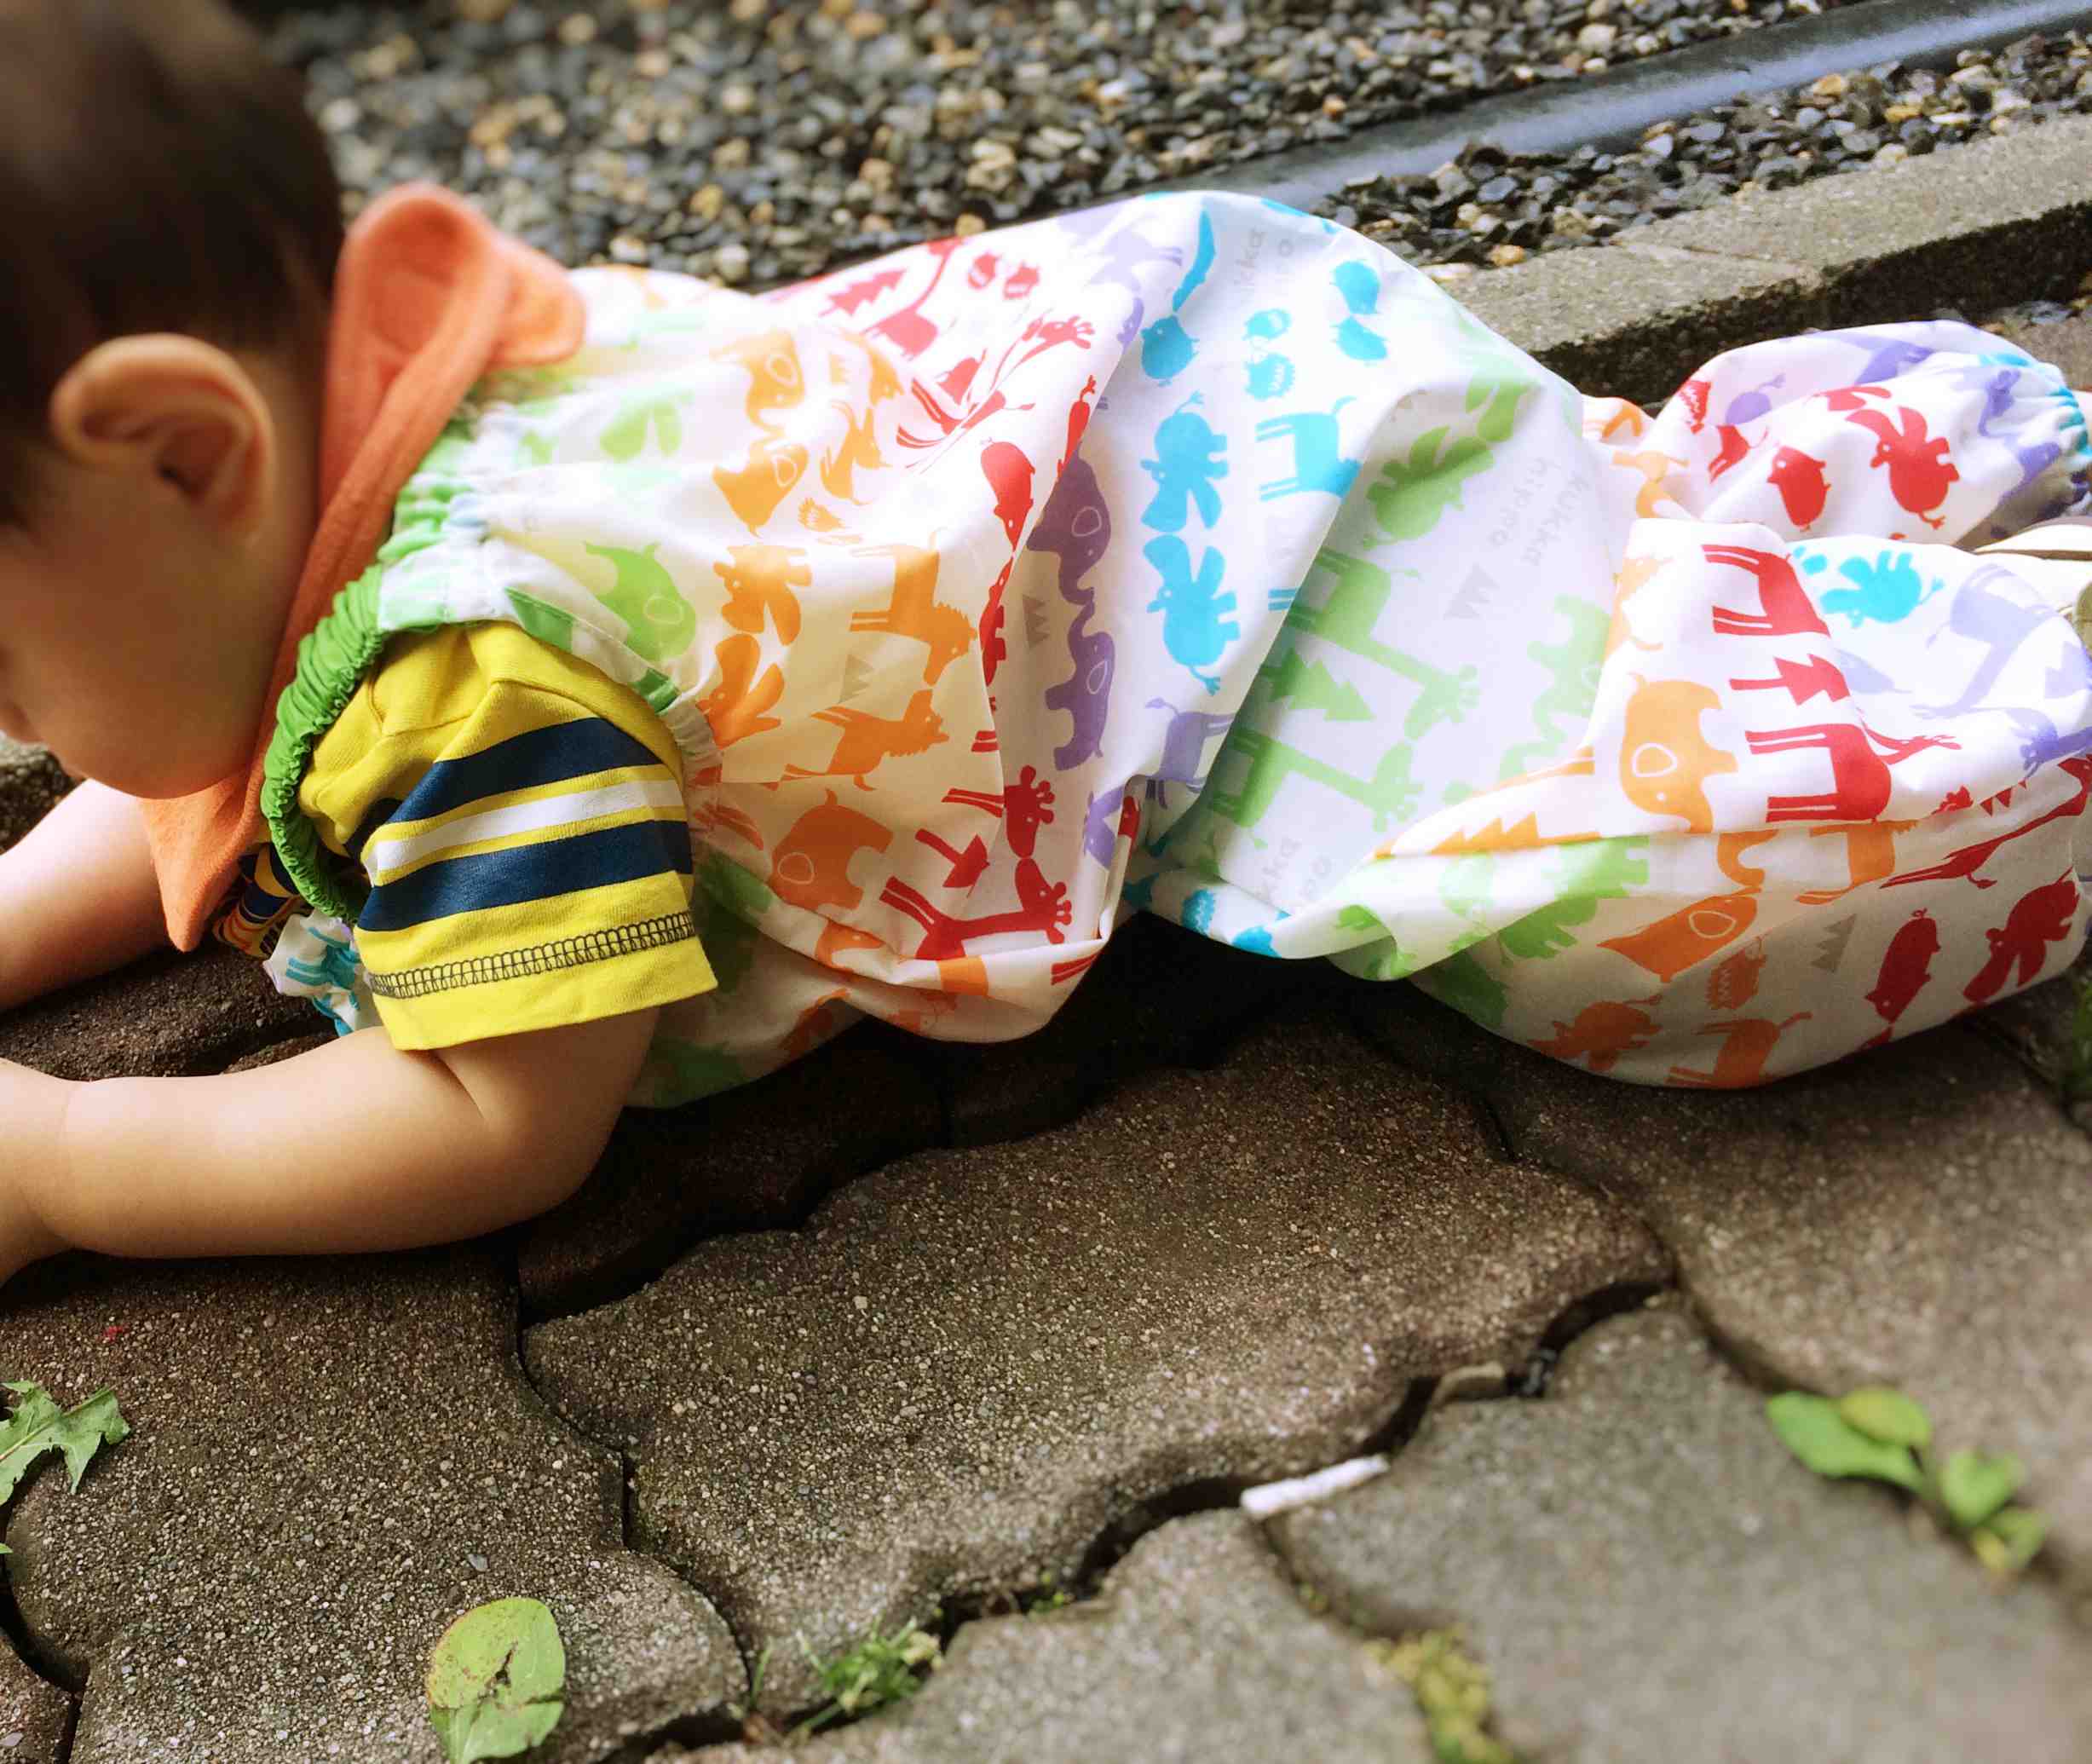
[0,1007,659,1268]
[0,779,170,1014]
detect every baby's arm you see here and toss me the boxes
[0,780,171,1014]
[0,1005,658,1277]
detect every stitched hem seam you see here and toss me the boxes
[363,911,700,1000]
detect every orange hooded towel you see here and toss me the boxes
[139,182,585,949]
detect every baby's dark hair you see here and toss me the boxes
[0,0,343,527]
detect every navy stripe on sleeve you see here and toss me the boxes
[358,818,694,933]
[388,718,666,831]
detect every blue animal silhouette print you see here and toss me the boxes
[1329,261,1386,362]
[1140,395,1228,533]
[1140,210,1218,385]
[1257,399,1360,500]
[1244,308,1295,401]
[283,925,365,1036]
[1805,547,1942,625]
[1144,534,1238,695]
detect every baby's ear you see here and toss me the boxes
[44,336,271,533]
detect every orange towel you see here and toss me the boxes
[140,183,585,949]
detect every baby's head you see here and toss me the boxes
[0,0,342,797]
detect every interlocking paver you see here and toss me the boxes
[0,1642,70,1761]
[0,1251,742,1761]
[520,1022,942,1320]
[1271,1306,2092,1764]
[1354,983,2092,1580]
[523,1009,1668,1715]
[656,1510,1432,1764]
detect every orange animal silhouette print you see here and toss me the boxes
[1667,1012,1810,1087]
[767,791,895,913]
[781,690,948,789]
[1528,999,1663,1075]
[699,634,784,747]
[848,542,976,686]
[715,544,809,643]
[1619,677,1738,833]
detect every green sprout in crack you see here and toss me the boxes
[1023,1571,1073,1616]
[1766,1385,2049,1578]
[1367,1628,1522,1764]
[791,1614,942,1739]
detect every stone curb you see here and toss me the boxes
[1450,109,2092,403]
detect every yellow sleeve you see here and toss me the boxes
[299,623,715,1051]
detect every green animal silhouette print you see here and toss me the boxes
[1438,851,1496,929]
[1366,428,1494,546]
[1207,728,1421,836]
[1334,903,1416,979]
[1496,836,1650,960]
[1445,302,1552,441]
[582,540,696,663]
[699,850,777,924]
[641,1035,746,1104]
[601,390,695,462]
[689,884,761,994]
[1288,549,1479,738]
[1258,646,1371,721]
[1499,595,1610,780]
[620,310,712,350]
[1421,945,1509,1030]
[505,588,575,650]
[516,429,556,469]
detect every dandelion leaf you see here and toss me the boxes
[0,1381,130,1502]
[1836,1386,1932,1450]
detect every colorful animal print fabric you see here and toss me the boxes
[287,192,2092,1098]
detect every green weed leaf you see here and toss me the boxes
[1836,1386,1931,1450]
[426,1597,565,1763]
[1765,1393,1922,1490]
[1969,1506,2049,1578]
[0,1381,129,1500]
[1937,1450,2024,1531]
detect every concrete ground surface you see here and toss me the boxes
[3,116,2092,1764]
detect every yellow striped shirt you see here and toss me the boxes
[291,623,714,1049]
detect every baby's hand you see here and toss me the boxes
[0,1060,69,1283]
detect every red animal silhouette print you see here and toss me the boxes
[1705,543,1830,638]
[1965,869,2081,1003]
[1667,1012,1810,1087]
[941,766,1058,856]
[780,690,948,790]
[979,440,1037,685]
[848,542,976,686]
[1706,938,1766,1011]
[1766,444,1830,529]
[821,267,903,317]
[1062,374,1100,475]
[1708,424,1755,480]
[1861,908,1939,1046]
[768,790,895,913]
[1843,401,1958,528]
[1885,754,2092,890]
[867,236,962,358]
[1676,377,1711,432]
[879,856,1074,958]
[914,826,991,888]
[1744,721,1958,823]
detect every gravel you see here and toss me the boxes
[266,0,1841,286]
[263,3,2092,326]
[1316,32,2092,286]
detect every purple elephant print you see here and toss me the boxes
[1145,697,1235,806]
[1029,457,1119,770]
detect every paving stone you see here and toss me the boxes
[0,1644,71,1762]
[1990,310,2092,390]
[0,942,320,1082]
[1453,238,1821,408]
[1271,1306,2092,1764]
[929,912,1330,1147]
[654,1510,1431,1764]
[0,737,71,856]
[1399,1006,2092,1584]
[523,1008,1668,1715]
[0,1249,743,1761]
[519,1022,942,1321]
[1645,110,2092,329]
